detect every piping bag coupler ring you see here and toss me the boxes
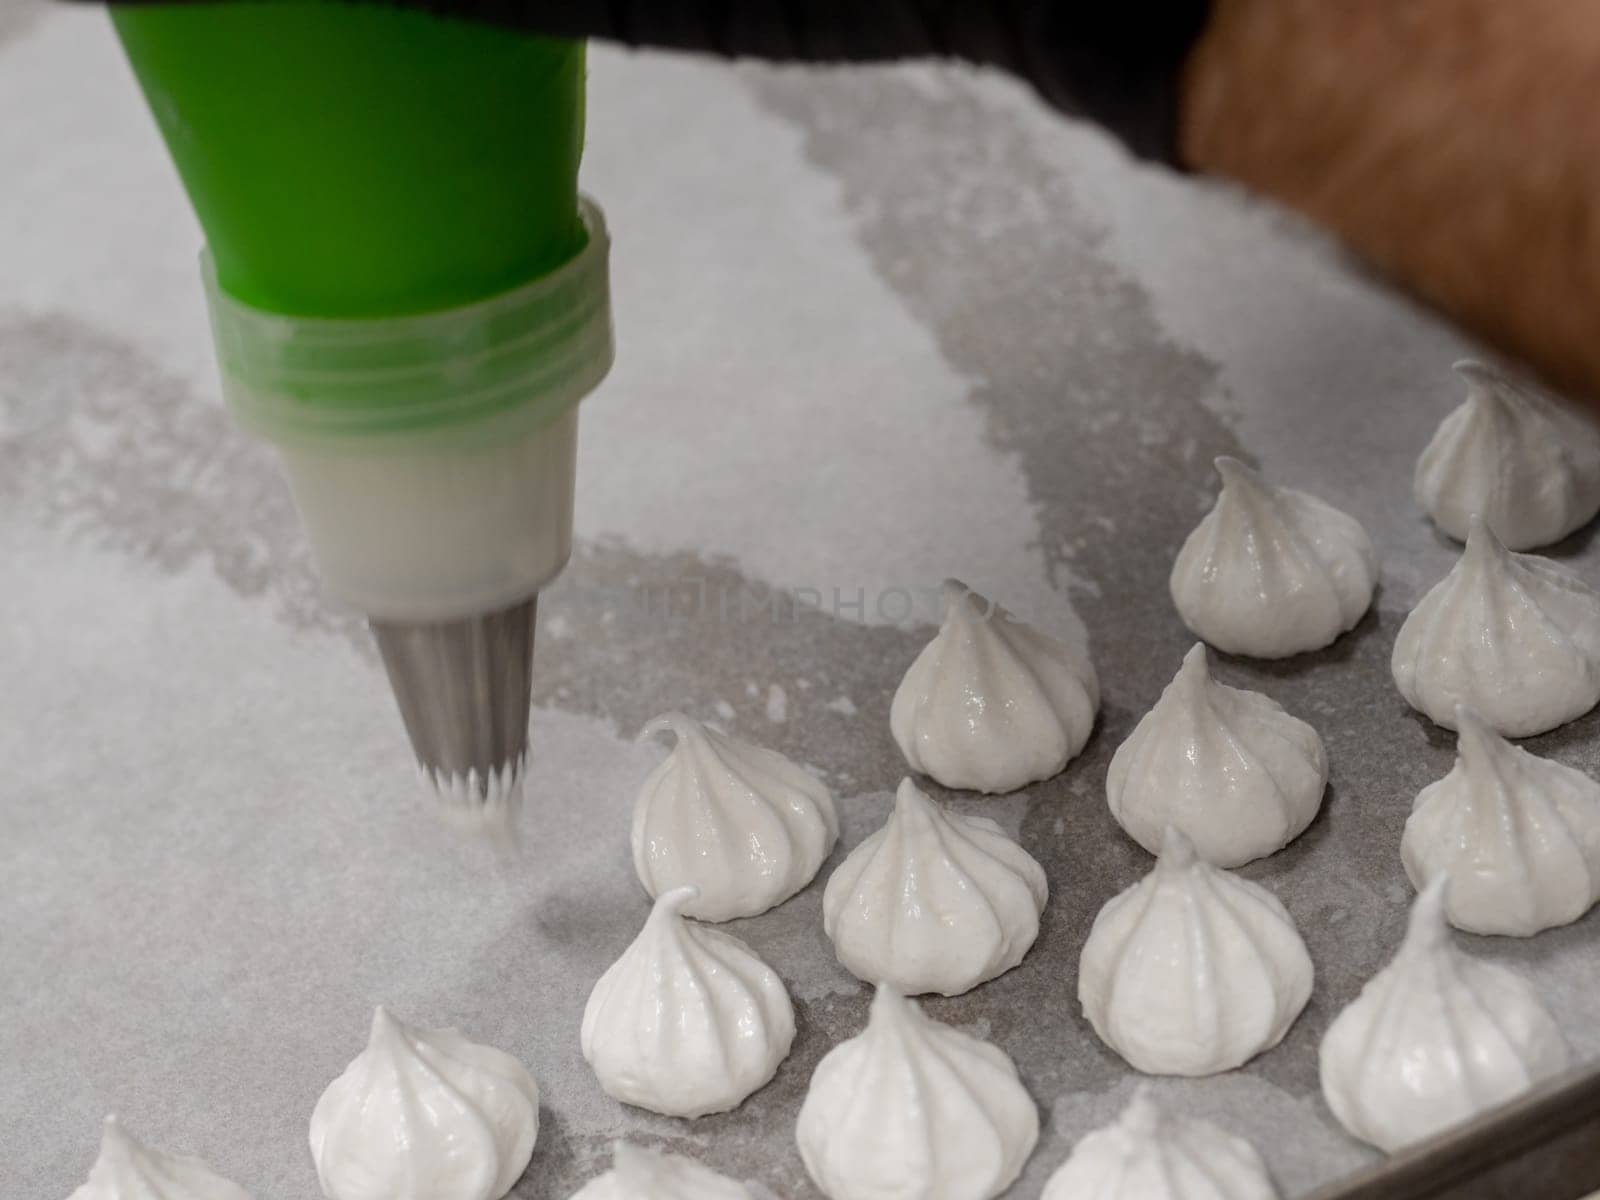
[199,197,614,813]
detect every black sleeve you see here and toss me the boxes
[103,0,1212,162]
[517,1,1213,162]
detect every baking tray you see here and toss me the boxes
[5,25,1600,1198]
[1307,1066,1600,1199]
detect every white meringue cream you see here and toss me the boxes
[796,985,1039,1200]
[581,885,794,1118]
[567,1142,752,1200]
[69,1116,252,1200]
[1078,827,1313,1077]
[1415,360,1600,550]
[1319,879,1571,1152]
[1391,516,1600,736]
[1040,1092,1278,1200]
[632,713,838,921]
[1106,644,1326,868]
[822,777,1048,997]
[1402,705,1600,936]
[1170,457,1377,659]
[309,1007,539,1200]
[890,579,1098,794]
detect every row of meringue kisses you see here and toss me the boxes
[581,356,1598,1198]
[62,358,1600,1200]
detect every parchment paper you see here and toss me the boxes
[3,6,1597,1196]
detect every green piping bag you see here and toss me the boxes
[112,2,616,811]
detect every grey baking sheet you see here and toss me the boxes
[3,7,1599,1197]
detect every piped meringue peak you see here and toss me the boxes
[631,713,838,922]
[1040,1091,1279,1200]
[1319,879,1571,1152]
[567,1142,753,1200]
[69,1116,252,1200]
[1415,360,1600,550]
[308,1007,540,1200]
[890,579,1098,794]
[822,777,1048,997]
[1402,705,1600,936]
[1170,457,1377,659]
[1391,516,1600,736]
[796,984,1039,1200]
[1078,827,1313,1077]
[1106,644,1326,867]
[581,885,795,1119]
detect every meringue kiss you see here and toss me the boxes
[1170,457,1376,659]
[581,886,794,1118]
[796,985,1039,1200]
[1041,1093,1278,1200]
[69,1117,252,1200]
[1415,360,1600,550]
[632,713,838,921]
[309,1008,539,1200]
[822,777,1048,996]
[1106,644,1326,867]
[1392,516,1600,736]
[1319,880,1570,1152]
[890,580,1098,794]
[1078,828,1313,1076]
[1402,706,1600,936]
[567,1142,752,1200]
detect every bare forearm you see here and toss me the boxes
[1181,0,1600,399]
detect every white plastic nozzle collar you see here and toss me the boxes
[200,197,613,621]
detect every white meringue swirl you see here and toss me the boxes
[1106,644,1326,867]
[1402,705,1600,936]
[1041,1092,1279,1200]
[822,777,1048,997]
[1170,457,1376,658]
[581,885,794,1118]
[796,985,1039,1200]
[1415,360,1600,550]
[308,1007,539,1200]
[69,1116,252,1200]
[890,580,1098,794]
[1392,515,1600,736]
[1078,827,1313,1076]
[567,1142,752,1200]
[1319,879,1570,1152]
[632,713,838,921]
